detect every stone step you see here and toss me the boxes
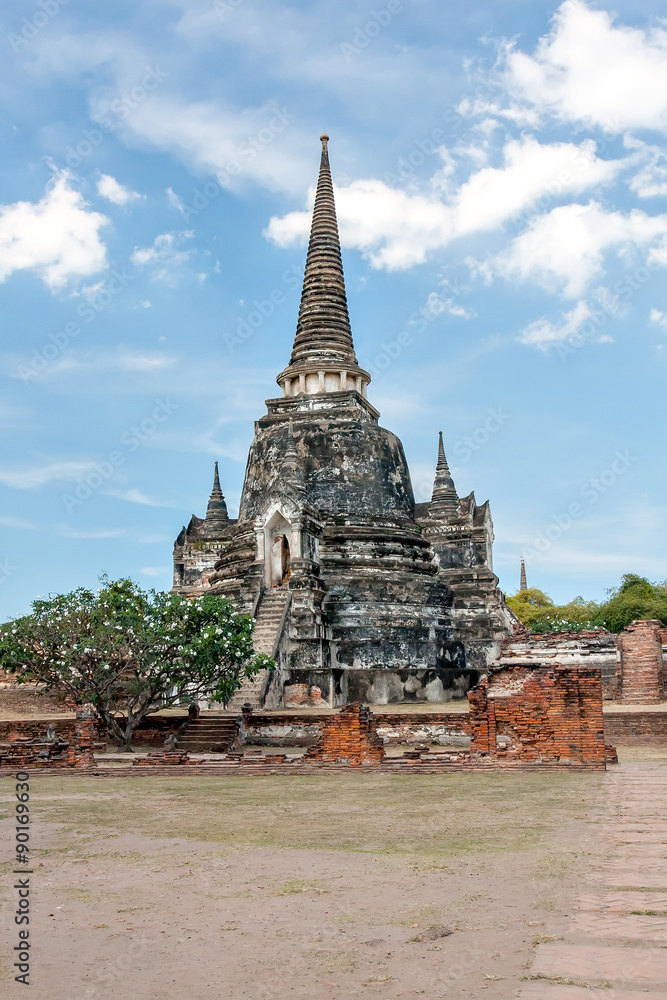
[175,715,240,751]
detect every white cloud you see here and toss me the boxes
[650,308,667,331]
[449,136,622,235]
[96,173,141,205]
[131,230,195,283]
[488,201,667,298]
[0,516,36,530]
[166,186,186,216]
[107,489,179,507]
[90,92,304,194]
[0,460,101,490]
[8,347,176,381]
[267,137,625,271]
[140,566,169,576]
[131,231,192,266]
[503,0,667,133]
[625,139,667,198]
[0,170,108,289]
[422,291,475,321]
[116,350,176,372]
[518,299,592,348]
[57,526,127,540]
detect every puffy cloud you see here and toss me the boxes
[0,170,108,289]
[503,0,667,133]
[650,308,667,331]
[422,291,475,321]
[131,230,194,283]
[488,202,667,298]
[625,139,667,198]
[96,173,141,205]
[518,300,593,348]
[267,136,623,270]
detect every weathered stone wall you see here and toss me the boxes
[244,710,472,746]
[500,628,619,698]
[617,619,664,704]
[468,661,607,767]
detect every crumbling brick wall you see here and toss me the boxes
[0,673,74,714]
[500,628,618,699]
[617,620,664,704]
[304,703,384,766]
[0,706,100,769]
[468,661,607,767]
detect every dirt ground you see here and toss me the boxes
[0,747,663,999]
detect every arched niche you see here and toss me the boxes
[263,510,294,588]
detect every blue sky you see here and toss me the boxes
[1,0,666,619]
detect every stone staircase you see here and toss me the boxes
[225,589,290,712]
[176,714,239,753]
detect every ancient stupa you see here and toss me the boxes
[173,135,511,707]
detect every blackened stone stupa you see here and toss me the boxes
[173,135,512,708]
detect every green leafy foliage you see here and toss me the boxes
[507,573,667,634]
[506,588,598,633]
[591,574,667,633]
[0,577,273,749]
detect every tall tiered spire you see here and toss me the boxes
[204,461,228,529]
[429,432,459,519]
[276,134,370,398]
[520,558,527,591]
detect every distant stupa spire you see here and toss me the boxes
[520,558,527,591]
[205,461,229,529]
[429,432,458,519]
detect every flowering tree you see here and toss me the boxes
[0,578,273,750]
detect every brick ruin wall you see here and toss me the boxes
[0,707,99,769]
[500,629,619,698]
[0,670,74,714]
[2,707,663,752]
[468,661,608,767]
[617,620,665,704]
[303,703,385,766]
[244,711,471,747]
[501,623,667,703]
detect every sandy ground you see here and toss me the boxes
[0,747,664,999]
